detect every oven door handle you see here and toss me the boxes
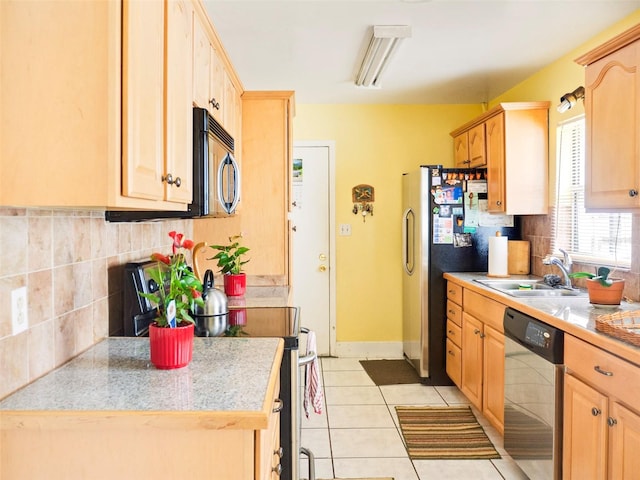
[299,351,316,367]
[299,327,317,366]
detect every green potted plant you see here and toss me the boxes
[209,233,250,296]
[569,266,625,306]
[140,231,204,369]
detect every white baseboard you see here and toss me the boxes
[334,341,403,358]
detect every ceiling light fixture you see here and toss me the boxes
[557,86,585,113]
[355,25,411,88]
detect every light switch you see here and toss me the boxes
[339,224,351,236]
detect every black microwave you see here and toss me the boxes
[105,108,240,222]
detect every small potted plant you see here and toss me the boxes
[569,266,625,306]
[209,233,250,296]
[140,231,204,369]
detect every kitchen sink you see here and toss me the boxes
[474,278,588,298]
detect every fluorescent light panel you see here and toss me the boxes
[356,25,411,88]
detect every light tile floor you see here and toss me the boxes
[299,357,529,480]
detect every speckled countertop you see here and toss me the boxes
[445,272,640,366]
[0,336,284,429]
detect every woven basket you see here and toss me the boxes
[595,310,640,347]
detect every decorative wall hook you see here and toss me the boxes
[352,184,375,222]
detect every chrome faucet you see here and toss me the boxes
[543,249,573,289]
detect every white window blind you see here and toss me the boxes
[553,116,632,267]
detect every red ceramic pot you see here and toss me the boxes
[224,273,247,297]
[149,322,194,369]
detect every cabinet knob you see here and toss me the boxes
[272,398,283,413]
[629,189,638,197]
[474,329,480,335]
[274,447,284,458]
[272,464,282,475]
[592,407,601,417]
[209,98,220,110]
[496,200,502,206]
[448,350,454,356]
[607,417,617,427]
[162,174,181,187]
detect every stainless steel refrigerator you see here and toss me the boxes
[402,165,519,384]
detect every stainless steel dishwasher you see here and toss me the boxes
[503,307,564,480]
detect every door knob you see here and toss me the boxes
[319,265,327,272]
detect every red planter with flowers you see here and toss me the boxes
[149,322,195,369]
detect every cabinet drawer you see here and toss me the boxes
[447,319,462,347]
[447,282,463,305]
[565,334,640,411]
[463,289,506,332]
[446,338,462,387]
[446,300,462,327]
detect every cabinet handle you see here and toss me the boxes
[272,464,282,475]
[592,407,601,416]
[629,189,638,197]
[463,160,471,165]
[209,98,220,110]
[272,398,283,413]
[448,329,454,334]
[448,309,455,315]
[608,417,617,427]
[448,350,454,356]
[594,366,613,376]
[448,289,455,294]
[274,447,284,458]
[161,174,181,187]
[496,200,502,206]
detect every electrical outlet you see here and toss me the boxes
[339,224,352,236]
[11,286,28,335]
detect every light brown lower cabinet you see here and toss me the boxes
[563,334,640,480]
[446,282,506,434]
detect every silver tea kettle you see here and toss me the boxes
[193,270,229,336]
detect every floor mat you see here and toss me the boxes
[359,359,421,385]
[395,405,501,460]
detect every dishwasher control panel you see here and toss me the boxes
[504,307,564,364]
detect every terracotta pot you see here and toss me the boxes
[149,322,194,369]
[224,273,247,297]
[586,278,625,305]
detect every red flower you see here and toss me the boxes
[151,253,171,265]
[169,231,194,254]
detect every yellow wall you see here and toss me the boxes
[294,105,480,341]
[294,11,640,343]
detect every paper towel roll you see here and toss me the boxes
[488,234,509,277]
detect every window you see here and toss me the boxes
[553,116,632,267]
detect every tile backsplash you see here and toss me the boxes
[0,207,192,399]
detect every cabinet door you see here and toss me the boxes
[482,325,504,434]
[122,0,165,201]
[468,123,486,167]
[192,11,212,111]
[165,0,193,204]
[461,313,483,410]
[223,69,238,137]
[486,112,506,213]
[210,46,225,122]
[563,373,608,480]
[453,132,469,167]
[610,401,640,480]
[585,40,640,209]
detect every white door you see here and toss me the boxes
[291,142,335,356]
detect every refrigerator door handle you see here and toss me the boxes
[402,207,415,275]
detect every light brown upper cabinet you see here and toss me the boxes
[450,102,550,215]
[123,0,194,205]
[0,0,199,210]
[453,124,486,168]
[192,4,242,138]
[576,24,640,211]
